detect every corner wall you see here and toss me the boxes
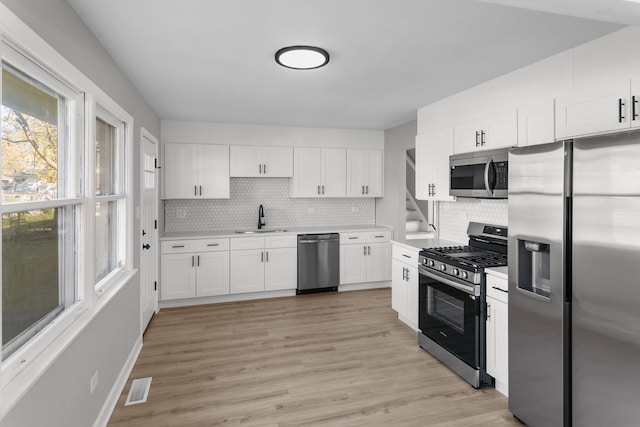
[0,1,160,426]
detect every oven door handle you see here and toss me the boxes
[418,266,476,295]
[483,159,495,196]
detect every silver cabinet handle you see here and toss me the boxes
[402,267,407,281]
[263,164,267,174]
[194,185,197,196]
[366,185,369,195]
[406,269,410,281]
[362,185,365,194]
[318,185,321,195]
[475,131,480,147]
[322,185,325,195]
[207,243,219,247]
[486,302,491,320]
[368,246,371,255]
[363,245,367,256]
[259,164,262,174]
[261,251,264,262]
[266,251,269,262]
[432,184,435,196]
[172,245,185,248]
[197,255,200,266]
[192,255,195,267]
[374,235,385,238]
[480,130,486,146]
[348,237,358,240]
[199,185,202,196]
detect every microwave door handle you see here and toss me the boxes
[483,159,494,196]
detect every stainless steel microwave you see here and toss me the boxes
[449,148,508,198]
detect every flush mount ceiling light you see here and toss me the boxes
[275,46,330,70]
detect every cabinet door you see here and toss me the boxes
[415,128,455,202]
[484,109,517,150]
[321,148,346,197]
[263,146,293,177]
[264,247,297,291]
[346,149,367,197]
[365,149,383,197]
[291,147,321,197]
[196,251,230,297]
[229,145,262,177]
[367,242,391,282]
[160,253,196,300]
[164,143,199,199]
[391,261,408,314]
[486,296,509,395]
[432,128,455,202]
[407,265,419,329]
[198,144,230,199]
[454,117,483,154]
[340,244,367,284]
[555,80,630,139]
[230,249,265,293]
[518,99,555,147]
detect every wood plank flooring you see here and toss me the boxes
[108,289,521,426]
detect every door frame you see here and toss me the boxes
[140,127,159,333]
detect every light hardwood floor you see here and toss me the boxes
[108,289,521,426]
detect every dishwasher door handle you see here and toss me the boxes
[298,239,339,243]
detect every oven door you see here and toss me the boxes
[418,266,480,368]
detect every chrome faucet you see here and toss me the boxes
[258,204,266,230]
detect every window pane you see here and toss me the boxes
[2,207,75,358]
[96,118,117,196]
[95,201,118,282]
[1,68,60,203]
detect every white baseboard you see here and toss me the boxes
[93,337,142,427]
[159,289,296,309]
[338,281,391,292]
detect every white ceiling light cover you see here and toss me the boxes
[275,46,329,70]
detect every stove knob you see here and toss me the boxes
[461,271,468,279]
[429,260,435,267]
[440,264,447,272]
[453,268,460,276]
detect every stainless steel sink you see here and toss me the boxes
[234,229,288,234]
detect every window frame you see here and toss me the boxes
[0,12,135,409]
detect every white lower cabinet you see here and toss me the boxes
[229,236,297,294]
[486,271,509,397]
[160,238,230,300]
[340,231,391,285]
[391,243,419,330]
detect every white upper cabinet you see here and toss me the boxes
[229,145,293,177]
[454,109,517,153]
[164,143,229,199]
[415,127,455,201]
[555,79,639,139]
[291,147,346,197]
[517,99,555,147]
[346,149,383,197]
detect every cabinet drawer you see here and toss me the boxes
[161,240,197,254]
[230,236,265,250]
[340,232,367,244]
[367,230,392,242]
[265,234,296,248]
[194,238,229,252]
[392,245,419,264]
[487,274,508,304]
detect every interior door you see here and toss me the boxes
[141,130,159,332]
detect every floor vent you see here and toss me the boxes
[125,377,152,406]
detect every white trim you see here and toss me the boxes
[1,198,84,213]
[93,336,142,427]
[338,281,392,292]
[158,290,296,309]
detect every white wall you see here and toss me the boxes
[377,120,417,239]
[0,1,159,426]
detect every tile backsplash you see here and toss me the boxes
[437,199,508,243]
[165,178,376,232]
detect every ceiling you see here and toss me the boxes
[66,0,622,130]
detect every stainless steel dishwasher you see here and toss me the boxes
[297,233,340,294]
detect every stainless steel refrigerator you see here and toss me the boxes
[508,132,640,427]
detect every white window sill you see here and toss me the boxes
[0,269,138,419]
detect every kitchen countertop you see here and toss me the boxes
[391,237,464,251]
[161,224,393,240]
[486,266,508,280]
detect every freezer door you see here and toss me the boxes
[572,133,640,427]
[508,141,568,427]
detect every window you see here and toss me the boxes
[94,112,126,286]
[1,62,81,360]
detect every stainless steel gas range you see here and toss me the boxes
[417,222,507,388]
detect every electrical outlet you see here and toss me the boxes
[90,370,99,395]
[176,207,186,219]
